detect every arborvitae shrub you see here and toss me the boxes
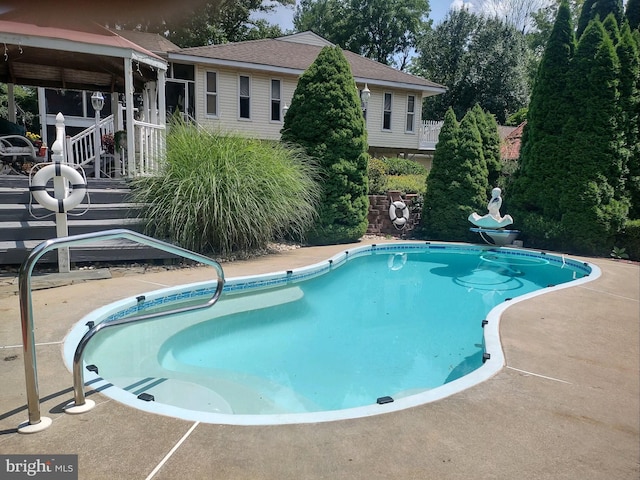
[281,46,369,245]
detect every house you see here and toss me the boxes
[167,31,446,161]
[500,122,525,161]
[30,30,445,173]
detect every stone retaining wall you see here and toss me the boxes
[367,191,421,236]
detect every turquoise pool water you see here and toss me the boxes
[64,243,597,424]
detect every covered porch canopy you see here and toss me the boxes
[0,17,168,173]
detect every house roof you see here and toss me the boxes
[501,122,526,161]
[113,30,181,59]
[169,33,446,95]
[0,18,166,91]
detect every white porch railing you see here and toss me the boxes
[127,119,166,177]
[418,120,443,150]
[65,115,115,169]
[62,115,166,177]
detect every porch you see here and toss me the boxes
[0,17,168,179]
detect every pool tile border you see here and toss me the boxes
[103,242,592,323]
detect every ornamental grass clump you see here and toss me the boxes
[131,124,321,256]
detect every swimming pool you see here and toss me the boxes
[63,242,599,425]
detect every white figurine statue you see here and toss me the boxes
[468,187,514,229]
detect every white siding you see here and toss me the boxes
[195,65,298,141]
[194,64,422,151]
[365,85,421,150]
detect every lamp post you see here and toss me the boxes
[91,91,104,178]
[360,83,371,122]
[282,103,289,119]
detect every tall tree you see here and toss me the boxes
[577,0,624,37]
[293,0,430,69]
[528,1,584,56]
[509,1,576,247]
[419,108,488,242]
[627,0,640,30]
[472,104,502,190]
[114,0,293,47]
[561,19,628,254]
[618,22,640,217]
[415,9,531,123]
[280,46,369,245]
[419,108,461,240]
[483,0,550,33]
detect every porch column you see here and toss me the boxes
[37,88,47,146]
[124,58,136,176]
[157,68,166,127]
[7,83,16,123]
[111,93,122,178]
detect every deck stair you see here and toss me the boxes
[0,176,175,265]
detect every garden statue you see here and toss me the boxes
[468,187,514,229]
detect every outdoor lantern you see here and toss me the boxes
[91,91,104,179]
[91,91,104,112]
[282,103,289,117]
[361,84,371,110]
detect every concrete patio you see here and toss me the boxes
[0,239,638,479]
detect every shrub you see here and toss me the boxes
[368,157,427,195]
[380,157,428,176]
[367,157,388,194]
[281,46,369,245]
[384,175,427,195]
[131,123,321,256]
[505,108,527,126]
[616,219,640,261]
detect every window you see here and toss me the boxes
[271,79,281,122]
[239,75,251,119]
[205,71,218,117]
[383,92,392,130]
[406,95,416,133]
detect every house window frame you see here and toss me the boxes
[238,74,251,121]
[405,94,416,133]
[382,92,393,131]
[205,71,218,118]
[270,78,282,123]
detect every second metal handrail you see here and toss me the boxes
[18,229,225,432]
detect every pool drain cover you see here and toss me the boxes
[376,396,394,405]
[138,393,155,402]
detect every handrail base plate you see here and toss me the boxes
[64,399,96,415]
[18,416,52,434]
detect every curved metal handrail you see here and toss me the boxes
[18,229,225,431]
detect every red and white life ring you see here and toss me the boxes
[30,164,86,213]
[389,200,410,226]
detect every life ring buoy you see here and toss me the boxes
[30,164,86,213]
[389,200,410,226]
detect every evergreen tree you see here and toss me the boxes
[602,12,621,41]
[419,108,460,240]
[472,104,502,191]
[280,46,369,245]
[577,0,624,37]
[420,108,489,242]
[509,1,575,246]
[618,22,640,217]
[561,19,628,254]
[626,0,640,30]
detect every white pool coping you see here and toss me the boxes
[63,242,601,425]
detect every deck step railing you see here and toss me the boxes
[127,120,166,176]
[65,115,115,169]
